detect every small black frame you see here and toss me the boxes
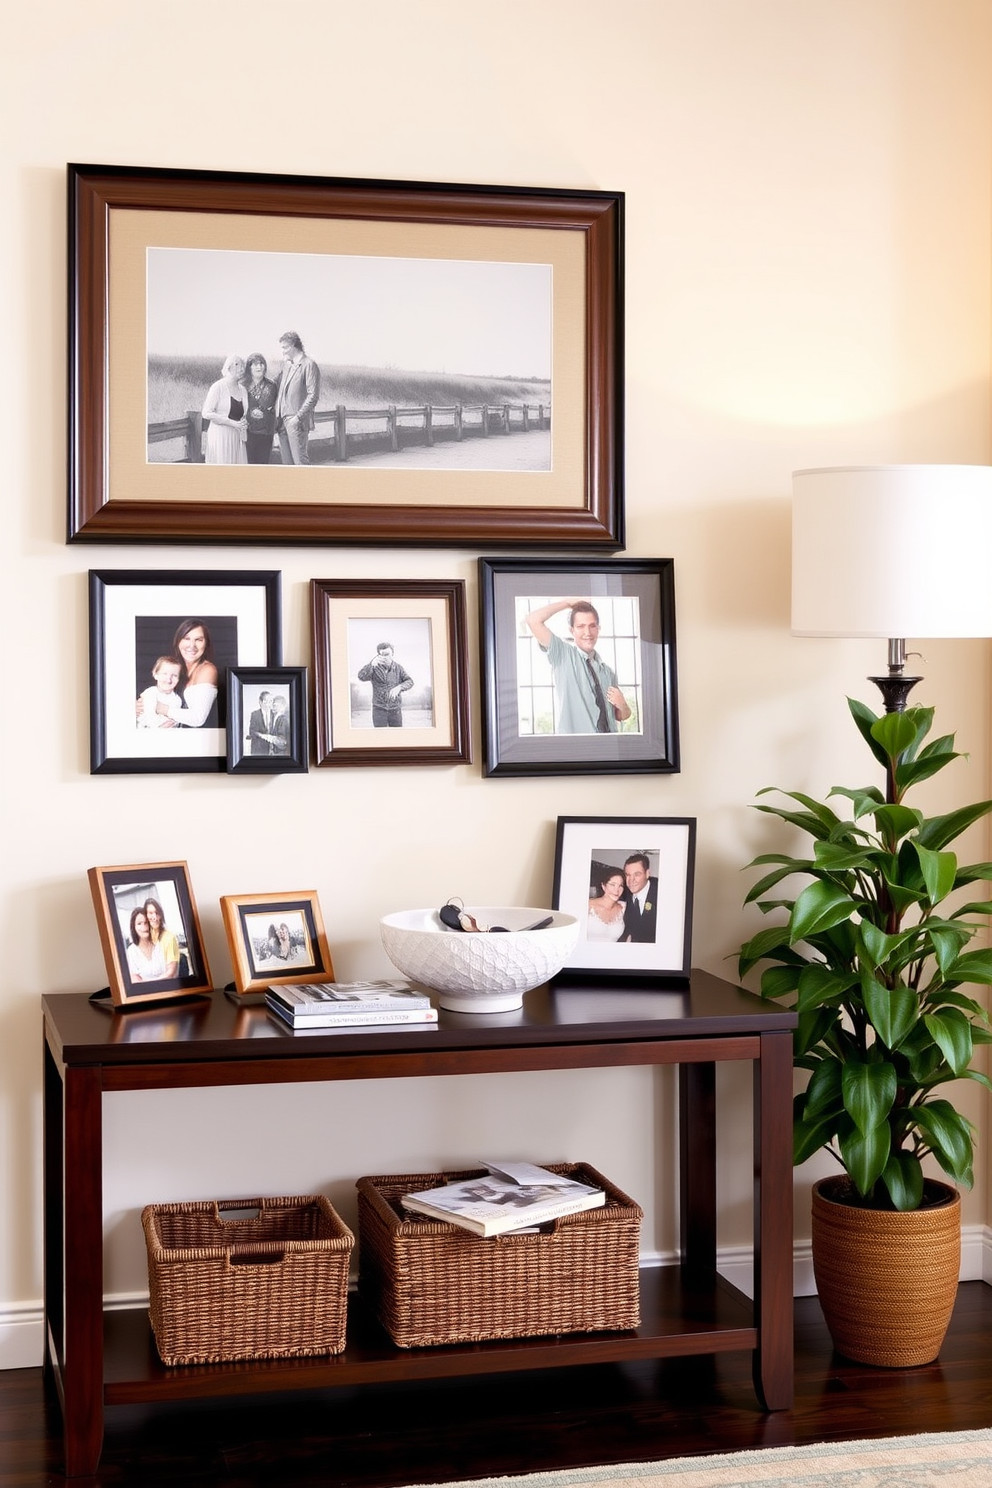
[226,667,308,773]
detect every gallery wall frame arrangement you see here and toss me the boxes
[310,577,471,767]
[68,162,624,548]
[479,558,680,776]
[220,890,334,997]
[89,569,282,775]
[88,860,213,1007]
[226,666,309,774]
[552,816,696,980]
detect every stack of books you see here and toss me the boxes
[400,1160,605,1236]
[266,980,438,1032]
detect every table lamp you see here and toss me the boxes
[791,464,992,714]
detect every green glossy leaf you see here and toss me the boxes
[945,947,992,985]
[794,1006,842,1060]
[895,753,962,793]
[871,804,924,844]
[789,881,858,946]
[842,1055,896,1137]
[795,963,855,1012]
[757,790,842,829]
[928,925,972,975]
[738,924,804,977]
[954,861,992,886]
[848,697,888,768]
[913,844,957,906]
[923,1008,973,1076]
[872,709,925,762]
[759,964,801,1000]
[857,922,915,970]
[744,864,807,905]
[862,974,918,1049]
[752,802,833,840]
[802,1058,843,1121]
[811,841,875,873]
[917,801,992,850]
[881,1151,925,1211]
[794,1107,844,1167]
[839,1122,890,1195]
[913,1100,974,1185]
[829,784,886,819]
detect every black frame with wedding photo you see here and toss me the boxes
[226,666,309,774]
[551,816,696,980]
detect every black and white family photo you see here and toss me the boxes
[245,910,312,974]
[146,247,552,473]
[134,615,237,733]
[240,684,291,757]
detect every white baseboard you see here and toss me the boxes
[4,1229,990,1370]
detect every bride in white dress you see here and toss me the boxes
[587,868,628,942]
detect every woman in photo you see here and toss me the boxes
[137,618,219,729]
[244,352,277,465]
[586,865,628,942]
[144,898,180,978]
[125,907,168,982]
[201,354,248,464]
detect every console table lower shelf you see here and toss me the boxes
[104,1268,757,1403]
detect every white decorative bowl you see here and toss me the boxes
[379,907,580,1013]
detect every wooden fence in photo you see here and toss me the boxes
[147,400,552,465]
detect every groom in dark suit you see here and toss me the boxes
[275,330,321,465]
[623,853,659,943]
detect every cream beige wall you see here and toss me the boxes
[2,0,991,1361]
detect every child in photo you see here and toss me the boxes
[137,655,183,729]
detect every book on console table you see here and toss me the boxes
[400,1160,605,1237]
[266,995,438,1031]
[267,980,431,1017]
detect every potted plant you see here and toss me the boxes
[738,698,992,1366]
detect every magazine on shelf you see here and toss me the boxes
[267,980,431,1015]
[399,1162,605,1237]
[266,996,438,1031]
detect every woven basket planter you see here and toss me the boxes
[142,1195,354,1365]
[811,1175,960,1368]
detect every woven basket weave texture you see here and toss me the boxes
[142,1194,353,1365]
[357,1161,642,1348]
[811,1176,960,1368]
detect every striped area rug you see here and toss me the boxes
[408,1430,992,1487]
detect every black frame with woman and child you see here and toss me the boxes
[552,816,696,980]
[89,569,282,774]
[88,860,212,1007]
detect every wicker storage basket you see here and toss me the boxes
[141,1194,354,1364]
[356,1162,642,1348]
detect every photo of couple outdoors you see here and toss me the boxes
[114,882,190,985]
[146,247,552,473]
[245,912,311,974]
[586,851,660,944]
[135,616,235,733]
[518,595,643,738]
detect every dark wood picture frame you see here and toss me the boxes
[89,569,282,775]
[88,859,213,1007]
[68,162,624,548]
[226,666,308,774]
[479,558,680,777]
[310,578,471,767]
[220,890,334,997]
[551,816,696,980]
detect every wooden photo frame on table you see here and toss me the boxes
[551,817,696,980]
[221,890,334,997]
[68,163,624,547]
[310,578,471,767]
[89,568,282,775]
[88,860,213,1007]
[479,558,680,777]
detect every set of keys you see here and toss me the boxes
[437,899,553,934]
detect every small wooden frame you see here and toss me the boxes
[221,890,334,997]
[88,860,212,1007]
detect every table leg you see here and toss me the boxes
[752,1029,794,1410]
[679,1061,716,1277]
[61,1064,105,1475]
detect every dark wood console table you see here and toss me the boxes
[42,970,796,1476]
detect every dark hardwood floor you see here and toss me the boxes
[5,1284,992,1488]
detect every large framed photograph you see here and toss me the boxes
[89,569,282,774]
[311,578,471,767]
[226,666,308,774]
[68,163,623,548]
[552,817,696,980]
[479,559,679,777]
[88,860,213,1007]
[220,890,334,997]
